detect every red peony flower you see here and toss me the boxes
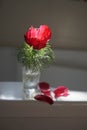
[24,25,51,50]
[53,86,69,98]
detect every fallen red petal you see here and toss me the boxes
[53,86,69,98]
[34,94,54,105]
[38,82,51,96]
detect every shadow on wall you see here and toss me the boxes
[41,49,87,91]
[0,47,22,81]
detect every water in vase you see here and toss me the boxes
[22,68,40,99]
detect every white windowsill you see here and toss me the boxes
[0,82,87,118]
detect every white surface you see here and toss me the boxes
[0,82,87,102]
[0,82,87,130]
[57,91,87,102]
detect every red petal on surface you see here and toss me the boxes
[39,82,51,96]
[34,94,54,105]
[53,86,69,98]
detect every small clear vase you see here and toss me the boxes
[22,66,40,100]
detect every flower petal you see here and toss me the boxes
[53,86,69,98]
[34,94,54,105]
[24,25,51,50]
[38,25,51,42]
[39,82,51,96]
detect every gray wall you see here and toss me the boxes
[0,0,87,49]
[0,0,87,91]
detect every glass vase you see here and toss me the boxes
[22,66,40,100]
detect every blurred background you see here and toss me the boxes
[0,0,87,91]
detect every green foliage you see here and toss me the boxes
[17,42,55,70]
